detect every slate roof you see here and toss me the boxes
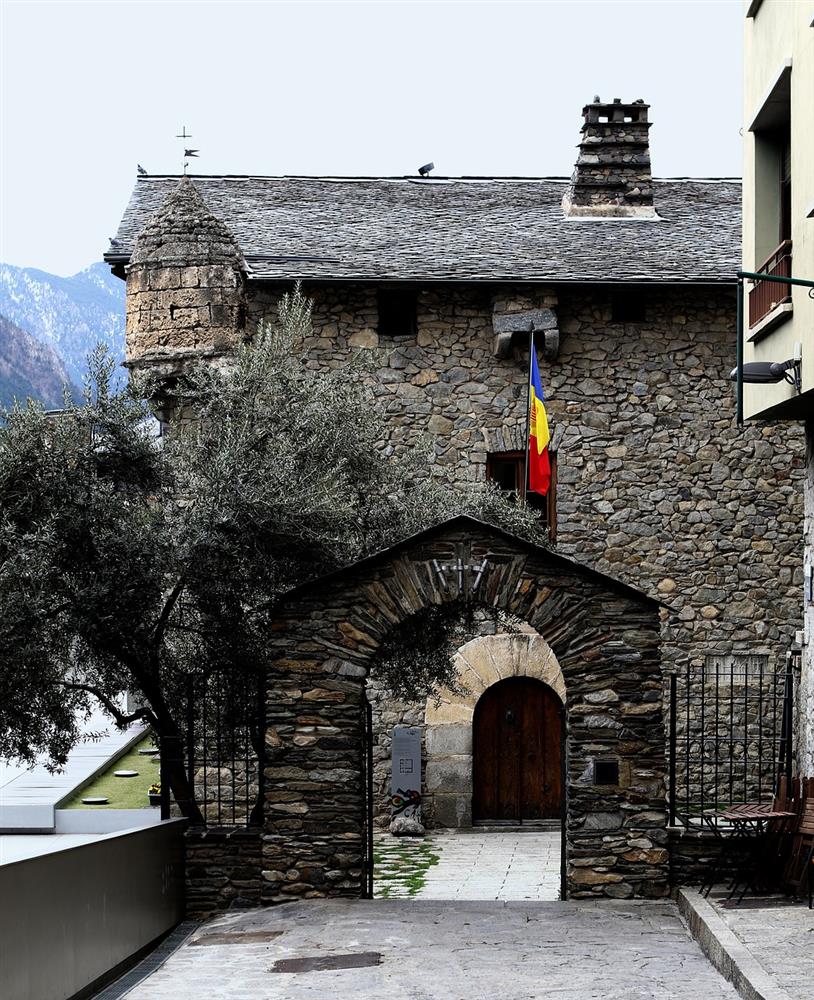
[130,176,244,268]
[105,175,741,284]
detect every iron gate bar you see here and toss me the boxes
[178,668,266,829]
[669,673,677,826]
[671,655,793,829]
[367,698,374,899]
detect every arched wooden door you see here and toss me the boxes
[473,677,562,821]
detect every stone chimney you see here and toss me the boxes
[563,97,655,218]
[125,177,247,381]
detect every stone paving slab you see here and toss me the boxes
[414,830,561,901]
[706,892,813,1000]
[123,899,741,999]
[374,829,561,901]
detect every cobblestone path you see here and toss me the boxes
[124,899,741,999]
[372,832,441,897]
[373,829,561,900]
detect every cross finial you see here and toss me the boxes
[176,126,199,175]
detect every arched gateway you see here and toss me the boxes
[263,516,667,903]
[473,677,562,822]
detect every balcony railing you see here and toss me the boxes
[749,240,792,328]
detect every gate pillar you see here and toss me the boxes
[261,658,367,903]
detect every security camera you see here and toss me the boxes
[418,162,434,177]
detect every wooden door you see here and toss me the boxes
[472,677,561,821]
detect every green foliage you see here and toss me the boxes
[371,605,527,703]
[0,285,541,804]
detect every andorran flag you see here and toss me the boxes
[528,348,551,496]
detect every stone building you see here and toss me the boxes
[106,98,804,906]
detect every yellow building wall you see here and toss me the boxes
[742,1,814,419]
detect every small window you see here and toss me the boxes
[593,760,620,786]
[611,288,646,323]
[377,289,417,340]
[486,449,557,539]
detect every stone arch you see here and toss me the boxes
[423,633,566,828]
[427,633,566,727]
[262,516,667,904]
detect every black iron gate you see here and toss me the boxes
[360,696,374,898]
[178,667,266,827]
[668,653,796,827]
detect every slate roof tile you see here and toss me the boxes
[105,175,741,284]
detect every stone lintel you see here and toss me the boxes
[492,306,560,361]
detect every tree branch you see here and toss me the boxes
[60,681,155,730]
[151,576,186,649]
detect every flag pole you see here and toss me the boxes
[522,328,534,507]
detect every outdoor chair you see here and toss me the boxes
[782,779,814,902]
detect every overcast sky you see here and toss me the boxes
[0,0,743,277]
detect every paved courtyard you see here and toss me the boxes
[374,829,561,901]
[707,891,814,1000]
[119,899,740,999]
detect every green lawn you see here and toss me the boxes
[61,733,160,809]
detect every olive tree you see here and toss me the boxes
[0,287,540,819]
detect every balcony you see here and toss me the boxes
[748,240,792,330]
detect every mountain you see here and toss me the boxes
[0,262,126,388]
[0,313,78,409]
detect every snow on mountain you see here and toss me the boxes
[0,313,79,409]
[0,262,125,388]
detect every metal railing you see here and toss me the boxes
[748,240,792,328]
[182,668,266,828]
[668,655,795,828]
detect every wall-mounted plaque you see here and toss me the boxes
[390,725,421,819]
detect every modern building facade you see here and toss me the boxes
[742,0,813,775]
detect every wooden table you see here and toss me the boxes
[700,804,796,900]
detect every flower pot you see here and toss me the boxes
[148,792,161,806]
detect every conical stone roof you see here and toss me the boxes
[130,176,244,268]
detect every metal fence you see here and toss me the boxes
[181,668,266,828]
[360,697,374,898]
[668,653,795,828]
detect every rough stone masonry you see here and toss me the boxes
[110,96,805,913]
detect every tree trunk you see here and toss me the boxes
[159,728,204,825]
[137,669,205,825]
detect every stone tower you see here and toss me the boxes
[124,177,247,385]
[563,97,655,218]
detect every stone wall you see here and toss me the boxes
[245,281,803,833]
[263,521,668,901]
[185,828,263,919]
[668,828,721,888]
[249,281,803,701]
[802,420,814,776]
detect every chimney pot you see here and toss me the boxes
[563,97,656,218]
